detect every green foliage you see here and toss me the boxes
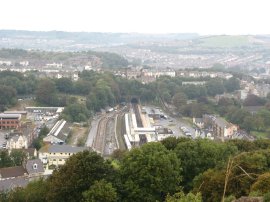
[9,150,27,166]
[166,191,202,202]
[0,150,13,168]
[206,79,225,96]
[0,149,27,168]
[3,139,270,201]
[172,92,187,110]
[32,126,49,150]
[264,192,270,202]
[0,85,17,110]
[46,151,114,202]
[119,142,182,202]
[82,179,117,202]
[55,77,73,93]
[251,172,270,194]
[193,150,270,201]
[62,103,90,122]
[35,79,57,105]
[224,77,240,92]
[244,94,266,106]
[161,137,190,150]
[174,139,237,191]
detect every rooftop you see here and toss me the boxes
[0,166,27,179]
[25,159,44,175]
[0,113,21,119]
[0,177,29,191]
[39,144,87,153]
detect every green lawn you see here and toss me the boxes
[251,131,270,139]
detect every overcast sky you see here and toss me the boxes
[0,0,269,35]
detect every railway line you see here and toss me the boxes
[90,106,130,156]
[92,116,108,155]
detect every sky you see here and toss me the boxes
[0,0,269,35]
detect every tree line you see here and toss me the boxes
[2,70,270,134]
[2,138,270,201]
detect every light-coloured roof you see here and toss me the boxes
[39,144,87,153]
[0,113,21,119]
[0,177,29,191]
[4,111,27,115]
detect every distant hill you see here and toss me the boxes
[194,35,270,48]
[0,30,199,51]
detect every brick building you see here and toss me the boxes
[0,114,21,130]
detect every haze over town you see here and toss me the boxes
[1,0,270,35]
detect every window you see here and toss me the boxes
[33,163,38,169]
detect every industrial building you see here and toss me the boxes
[124,104,172,150]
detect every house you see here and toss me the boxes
[195,128,213,140]
[25,159,45,177]
[0,113,21,130]
[0,159,44,181]
[6,134,28,149]
[0,159,44,191]
[39,145,87,168]
[203,114,238,138]
[193,118,204,129]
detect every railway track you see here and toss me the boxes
[92,116,108,155]
[92,107,130,156]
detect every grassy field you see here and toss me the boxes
[67,125,89,146]
[251,131,270,139]
[197,35,250,48]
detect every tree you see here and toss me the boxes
[218,97,234,107]
[0,150,12,168]
[0,85,17,108]
[242,116,255,133]
[244,94,266,106]
[251,172,270,194]
[46,151,114,202]
[32,126,49,150]
[166,191,202,202]
[82,179,117,202]
[193,169,225,202]
[23,179,49,202]
[172,92,187,110]
[161,137,190,150]
[55,78,73,93]
[10,150,27,166]
[224,77,240,92]
[206,80,225,96]
[35,79,57,105]
[119,142,182,202]
[62,103,90,122]
[174,139,237,191]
